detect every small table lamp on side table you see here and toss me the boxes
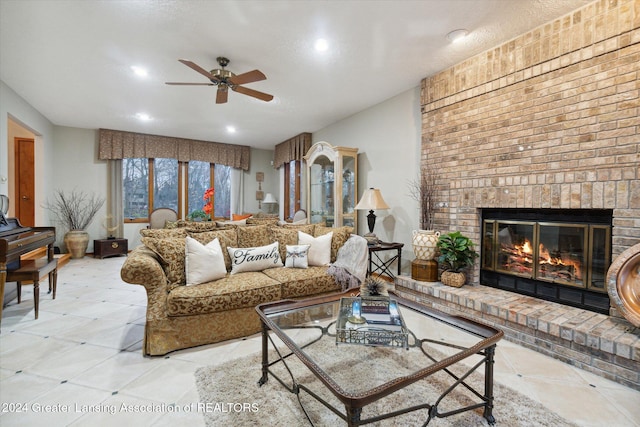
[355,188,390,244]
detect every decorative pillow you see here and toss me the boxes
[140,227,187,238]
[184,222,217,232]
[227,242,283,274]
[298,231,333,266]
[232,213,252,221]
[285,244,310,269]
[216,219,248,227]
[315,225,353,262]
[140,236,186,288]
[269,227,299,262]
[237,224,270,248]
[187,228,238,271]
[185,237,227,285]
[246,217,280,226]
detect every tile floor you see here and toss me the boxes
[0,256,638,426]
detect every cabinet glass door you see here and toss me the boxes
[309,155,334,226]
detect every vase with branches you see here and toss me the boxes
[45,189,105,258]
[408,169,440,261]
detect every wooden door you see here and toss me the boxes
[14,138,35,226]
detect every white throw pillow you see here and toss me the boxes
[285,244,311,269]
[185,236,227,286]
[298,231,333,266]
[227,242,284,274]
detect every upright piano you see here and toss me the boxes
[0,213,55,324]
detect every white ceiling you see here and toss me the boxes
[0,0,592,150]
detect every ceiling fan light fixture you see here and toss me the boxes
[446,29,469,43]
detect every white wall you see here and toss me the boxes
[51,126,109,252]
[1,80,56,227]
[243,148,278,214]
[313,86,422,273]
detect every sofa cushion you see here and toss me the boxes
[236,224,270,248]
[141,236,186,288]
[262,266,341,298]
[187,228,238,271]
[299,231,332,266]
[227,242,283,274]
[285,244,310,269]
[315,225,353,263]
[167,272,282,316]
[185,237,227,286]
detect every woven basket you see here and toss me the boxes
[441,271,466,288]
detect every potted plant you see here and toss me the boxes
[188,210,207,222]
[45,189,105,258]
[437,231,479,287]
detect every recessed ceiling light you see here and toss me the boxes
[136,113,151,121]
[131,66,148,77]
[314,38,329,52]
[226,126,236,133]
[446,29,469,43]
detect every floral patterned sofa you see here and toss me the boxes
[120,220,363,356]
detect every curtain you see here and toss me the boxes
[230,168,244,216]
[108,159,124,238]
[98,128,250,170]
[273,132,311,169]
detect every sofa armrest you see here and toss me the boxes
[120,246,168,292]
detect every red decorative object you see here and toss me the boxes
[203,187,214,216]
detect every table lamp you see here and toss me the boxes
[355,188,389,243]
[263,193,277,214]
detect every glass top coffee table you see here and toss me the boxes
[256,288,503,426]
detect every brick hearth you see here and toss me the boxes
[394,275,640,391]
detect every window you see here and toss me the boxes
[187,161,211,215]
[214,164,231,218]
[153,158,179,211]
[123,158,231,221]
[283,160,301,220]
[123,158,149,219]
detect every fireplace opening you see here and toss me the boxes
[480,209,612,314]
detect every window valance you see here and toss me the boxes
[273,132,311,169]
[98,128,250,170]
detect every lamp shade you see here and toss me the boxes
[355,188,389,210]
[263,193,277,204]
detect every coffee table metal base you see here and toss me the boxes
[258,322,498,426]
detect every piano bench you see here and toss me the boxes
[6,259,58,320]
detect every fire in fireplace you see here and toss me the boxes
[481,209,612,313]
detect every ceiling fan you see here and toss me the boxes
[165,56,273,104]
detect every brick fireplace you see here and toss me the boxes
[398,0,639,390]
[419,0,639,318]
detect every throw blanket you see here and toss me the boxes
[328,234,368,291]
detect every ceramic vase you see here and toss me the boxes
[412,229,440,261]
[64,230,89,259]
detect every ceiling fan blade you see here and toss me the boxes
[178,59,220,82]
[216,87,228,104]
[165,82,215,86]
[228,69,266,85]
[232,85,274,102]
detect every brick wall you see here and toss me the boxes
[421,0,640,285]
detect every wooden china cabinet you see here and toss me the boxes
[304,141,358,229]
